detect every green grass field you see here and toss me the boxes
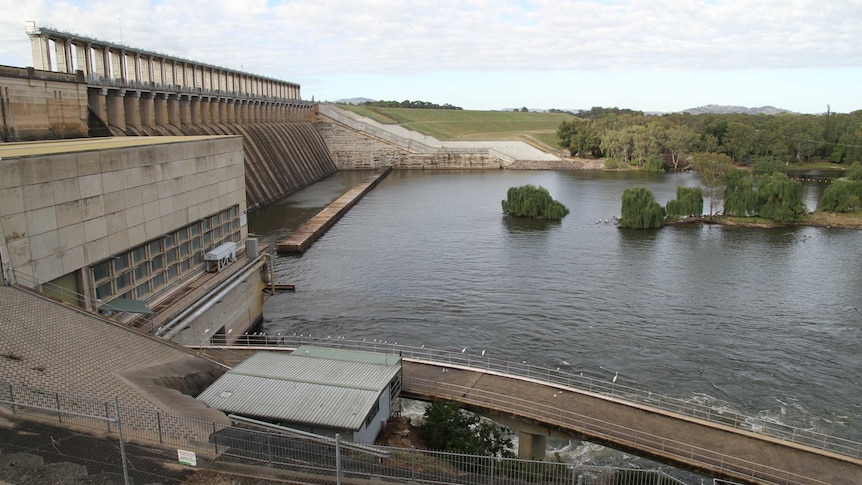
[339,105,575,150]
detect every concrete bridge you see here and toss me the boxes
[197,340,862,485]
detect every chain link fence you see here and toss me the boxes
[0,379,691,485]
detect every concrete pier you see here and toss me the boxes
[277,168,392,253]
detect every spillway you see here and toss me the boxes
[129,122,337,210]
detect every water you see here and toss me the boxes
[250,169,862,471]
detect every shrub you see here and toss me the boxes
[418,402,514,457]
[501,185,569,220]
[643,155,666,173]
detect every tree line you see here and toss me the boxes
[361,99,463,110]
[557,108,862,170]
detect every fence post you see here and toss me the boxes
[212,422,218,454]
[267,430,273,465]
[105,402,112,432]
[411,446,415,482]
[114,396,131,485]
[9,384,16,414]
[156,411,163,444]
[55,393,62,423]
[335,433,342,485]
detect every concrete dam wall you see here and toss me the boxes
[0,65,336,210]
[123,121,337,210]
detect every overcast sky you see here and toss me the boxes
[2,0,861,113]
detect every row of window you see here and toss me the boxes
[92,206,241,303]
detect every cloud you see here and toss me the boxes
[1,0,859,112]
[4,0,860,75]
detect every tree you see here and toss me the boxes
[722,122,756,164]
[501,185,569,220]
[664,126,698,170]
[619,187,665,229]
[819,179,862,212]
[665,186,703,217]
[723,169,759,216]
[752,156,785,175]
[756,173,806,222]
[418,402,514,457]
[692,153,735,218]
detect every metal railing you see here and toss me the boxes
[0,379,685,485]
[195,336,862,462]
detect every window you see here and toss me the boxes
[135,281,150,298]
[116,272,132,290]
[150,254,164,272]
[95,281,113,299]
[114,254,130,271]
[91,205,241,308]
[132,246,147,264]
[93,261,111,282]
[134,263,148,280]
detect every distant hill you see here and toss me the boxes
[335,97,376,105]
[681,104,794,115]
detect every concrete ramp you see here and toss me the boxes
[0,285,228,423]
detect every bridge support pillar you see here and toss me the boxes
[140,92,155,129]
[106,89,126,131]
[226,98,236,123]
[518,432,547,460]
[123,90,141,131]
[167,94,181,128]
[190,96,201,125]
[211,97,221,124]
[179,95,192,127]
[154,93,169,128]
[87,87,108,127]
[201,97,212,124]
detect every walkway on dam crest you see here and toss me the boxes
[200,339,862,485]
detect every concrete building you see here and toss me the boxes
[197,347,403,444]
[0,136,267,343]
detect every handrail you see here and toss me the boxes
[194,336,862,462]
[404,376,833,485]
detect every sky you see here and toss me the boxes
[1,0,861,114]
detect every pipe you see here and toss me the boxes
[157,255,262,338]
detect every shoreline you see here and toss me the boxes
[666,215,862,230]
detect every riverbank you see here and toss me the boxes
[666,212,862,230]
[507,157,605,170]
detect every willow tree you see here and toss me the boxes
[501,185,569,220]
[665,186,703,217]
[619,187,665,229]
[723,169,759,216]
[819,179,862,212]
[757,173,806,222]
[692,153,735,218]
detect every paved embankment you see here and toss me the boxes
[277,167,392,253]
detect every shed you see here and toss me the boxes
[197,346,402,443]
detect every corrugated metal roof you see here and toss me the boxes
[197,348,401,430]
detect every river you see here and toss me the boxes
[250,169,862,475]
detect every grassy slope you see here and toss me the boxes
[339,105,574,149]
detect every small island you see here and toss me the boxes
[619,157,862,230]
[502,185,569,220]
